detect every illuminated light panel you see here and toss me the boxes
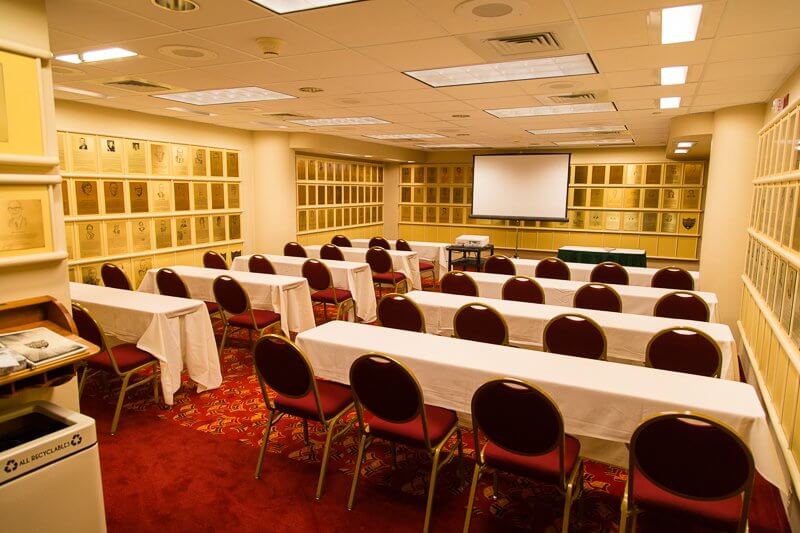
[55,54,81,64]
[154,87,295,106]
[289,117,390,126]
[528,125,627,135]
[417,143,483,148]
[364,133,445,140]
[54,85,108,98]
[660,96,681,109]
[661,66,688,85]
[554,138,634,146]
[82,47,137,62]
[674,148,689,154]
[486,102,616,118]
[248,0,362,14]
[405,54,597,88]
[676,141,695,148]
[165,106,218,117]
[662,4,703,44]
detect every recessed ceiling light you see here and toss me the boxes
[553,138,634,146]
[661,4,703,44]
[248,0,363,14]
[676,141,695,148]
[82,47,138,63]
[407,161,416,163]
[54,85,108,98]
[299,87,324,93]
[55,54,81,64]
[660,96,681,109]
[364,133,444,140]
[154,87,296,106]
[289,117,390,126]
[674,148,689,154]
[661,66,688,85]
[528,125,627,135]
[486,102,616,118]
[364,155,373,158]
[158,45,218,61]
[417,143,483,148]
[151,0,198,12]
[165,106,218,117]
[404,53,597,88]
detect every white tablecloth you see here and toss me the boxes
[462,271,719,320]
[511,258,701,288]
[231,254,377,322]
[561,245,646,255]
[137,266,315,335]
[404,290,737,380]
[305,245,422,290]
[70,282,222,405]
[295,321,786,497]
[351,238,449,279]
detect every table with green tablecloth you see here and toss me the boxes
[557,246,647,267]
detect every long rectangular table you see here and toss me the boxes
[511,257,701,288]
[558,245,647,267]
[404,290,736,379]
[351,238,448,279]
[137,266,316,335]
[70,282,222,405]
[231,254,377,322]
[305,244,422,290]
[294,321,786,497]
[462,271,718,320]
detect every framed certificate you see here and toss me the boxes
[103,181,124,214]
[643,189,660,208]
[297,160,307,180]
[589,189,604,207]
[80,265,101,285]
[193,182,208,210]
[0,185,51,258]
[212,214,226,241]
[130,181,149,212]
[172,145,189,176]
[69,133,98,172]
[152,181,171,212]
[591,166,606,184]
[174,182,190,211]
[150,143,170,175]
[660,212,677,233]
[211,183,224,209]
[625,165,642,184]
[608,165,624,184]
[623,189,641,208]
[133,257,152,288]
[176,216,191,246]
[194,216,209,244]
[228,183,240,209]
[125,139,146,173]
[642,212,658,232]
[192,147,207,176]
[105,221,127,255]
[154,218,172,249]
[209,150,224,176]
[99,136,123,173]
[77,221,101,258]
[132,219,151,251]
[572,189,586,207]
[588,211,603,230]
[229,214,241,240]
[605,189,623,208]
[570,210,585,229]
[645,164,662,184]
[604,211,621,230]
[573,166,588,184]
[623,212,640,231]
[75,180,99,215]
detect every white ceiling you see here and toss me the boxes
[47,0,800,151]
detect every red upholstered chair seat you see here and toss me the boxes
[365,405,457,447]
[227,309,281,329]
[373,271,406,283]
[88,343,155,372]
[484,434,581,484]
[311,288,352,303]
[274,379,353,420]
[205,301,220,314]
[419,261,435,271]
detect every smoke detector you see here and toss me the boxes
[256,37,285,57]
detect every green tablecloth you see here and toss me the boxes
[557,247,647,267]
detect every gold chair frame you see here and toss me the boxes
[573,282,623,313]
[653,291,711,322]
[156,268,224,324]
[645,326,723,378]
[304,259,357,322]
[501,275,545,304]
[453,302,510,346]
[590,261,629,285]
[215,276,283,355]
[377,293,427,333]
[651,266,695,291]
[542,312,608,360]
[101,262,133,290]
[440,271,479,297]
[368,246,410,296]
[396,239,437,289]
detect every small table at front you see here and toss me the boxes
[446,244,495,271]
[557,246,647,267]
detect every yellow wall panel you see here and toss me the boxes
[639,235,658,256]
[657,236,678,258]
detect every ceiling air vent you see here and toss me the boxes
[542,92,598,104]
[261,112,309,120]
[101,78,173,93]
[485,32,561,56]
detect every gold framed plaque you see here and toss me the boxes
[80,265,101,286]
[572,189,586,207]
[609,165,624,184]
[152,181,171,212]
[679,214,699,235]
[75,180,99,215]
[623,212,640,231]
[573,166,588,184]
[192,147,207,176]
[193,182,208,210]
[210,150,224,177]
[570,211,585,229]
[588,211,603,230]
[297,160,307,180]
[103,181,124,214]
[625,165,642,184]
[605,189,623,208]
[57,132,67,170]
[624,189,641,208]
[77,221,102,258]
[195,216,209,244]
[643,189,660,208]
[0,51,44,157]
[130,182,149,212]
[132,219,151,251]
[105,221,127,255]
[298,211,308,232]
[604,211,621,230]
[69,133,98,173]
[172,144,189,176]
[212,215,226,241]
[684,163,703,184]
[229,214,241,240]
[664,164,682,184]
[589,189,604,207]
[174,182,190,211]
[211,183,224,209]
[150,142,170,175]
[99,136,123,173]
[228,183,240,209]
[660,212,677,233]
[125,139,146,173]
[61,180,70,216]
[645,164,662,184]
[155,218,172,249]
[176,216,192,247]
[133,257,152,287]
[642,212,658,232]
[662,188,679,209]
[0,185,50,257]
[682,188,700,210]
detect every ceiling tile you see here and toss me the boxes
[697,76,786,95]
[710,28,800,62]
[49,29,98,51]
[371,89,454,104]
[113,33,257,68]
[716,0,800,37]
[405,0,571,35]
[97,0,272,30]
[703,55,800,81]
[594,41,713,72]
[578,11,651,50]
[326,72,428,93]
[272,49,393,78]
[46,0,174,43]
[357,37,484,71]
[200,60,312,85]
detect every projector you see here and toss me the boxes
[455,234,490,247]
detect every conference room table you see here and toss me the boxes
[403,290,737,379]
[231,254,377,322]
[461,271,719,320]
[510,257,701,288]
[350,238,449,279]
[558,245,647,267]
[304,244,422,290]
[70,282,222,405]
[294,321,787,497]
[137,266,316,335]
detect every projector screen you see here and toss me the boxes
[471,153,571,221]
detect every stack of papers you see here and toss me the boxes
[0,327,87,370]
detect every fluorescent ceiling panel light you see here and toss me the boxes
[661,66,688,85]
[661,4,703,44]
[81,47,137,62]
[674,148,689,154]
[248,0,361,14]
[364,133,445,140]
[486,102,616,118]
[165,106,218,117]
[55,54,81,64]
[54,85,107,98]
[417,143,483,148]
[405,54,597,88]
[660,96,681,109]
[154,87,295,106]
[554,138,634,146]
[676,141,695,148]
[528,125,627,135]
[289,117,389,126]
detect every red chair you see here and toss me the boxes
[203,250,228,270]
[463,378,583,533]
[248,254,276,275]
[368,236,391,249]
[253,335,355,500]
[483,255,516,275]
[212,275,281,354]
[377,293,426,332]
[156,268,222,322]
[654,291,710,322]
[590,261,629,285]
[620,412,754,533]
[397,239,436,288]
[501,276,544,304]
[574,283,622,313]
[302,259,354,322]
[366,246,407,295]
[646,327,722,377]
[453,303,508,345]
[651,267,695,291]
[543,313,606,360]
[101,263,132,290]
[72,303,159,434]
[535,257,571,280]
[440,271,478,297]
[331,234,352,247]
[319,243,345,261]
[284,241,307,258]
[347,354,463,533]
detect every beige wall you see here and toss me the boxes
[765,64,800,123]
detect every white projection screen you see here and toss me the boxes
[471,153,571,221]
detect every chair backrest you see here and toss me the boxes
[377,293,426,332]
[651,267,695,291]
[248,254,276,275]
[483,255,516,275]
[368,236,391,249]
[590,261,629,285]
[395,239,412,252]
[366,246,393,274]
[629,412,754,527]
[453,303,508,345]
[331,234,352,247]
[440,271,479,296]
[212,275,250,315]
[284,242,307,258]
[155,268,190,299]
[72,303,122,375]
[349,354,430,447]
[646,327,722,377]
[100,263,132,290]
[653,291,710,322]
[573,283,622,313]
[302,259,333,292]
[543,313,606,360]
[203,251,228,270]
[253,335,321,417]
[501,276,544,304]
[320,243,345,261]
[535,257,571,280]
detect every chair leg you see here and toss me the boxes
[423,447,443,533]
[218,324,229,356]
[303,418,310,445]
[491,471,499,500]
[152,369,159,403]
[254,411,275,479]
[347,433,368,510]
[315,419,338,500]
[390,441,397,470]
[462,464,483,533]
[561,459,582,533]
[78,366,90,398]
[619,483,631,533]
[110,373,132,435]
